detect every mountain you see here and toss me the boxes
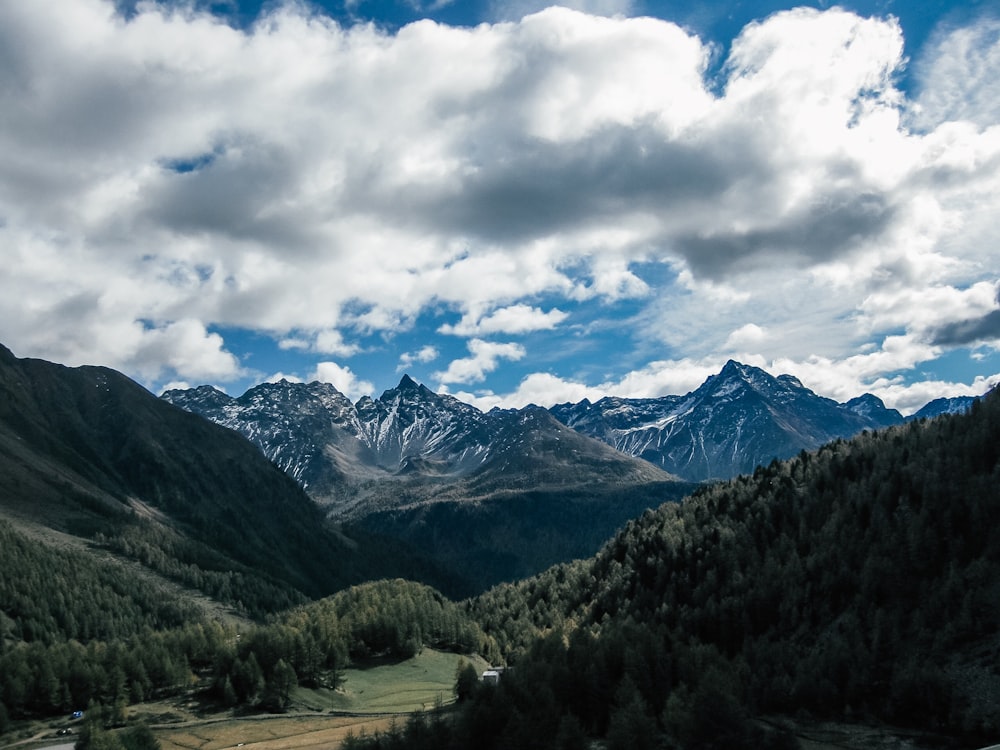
[163,375,675,518]
[549,359,905,481]
[162,379,369,503]
[907,394,978,421]
[0,344,459,610]
[451,387,1000,750]
[163,375,687,591]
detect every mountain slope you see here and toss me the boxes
[550,359,904,481]
[0,344,460,608]
[907,394,978,420]
[163,376,676,518]
[163,375,685,591]
[465,387,1000,745]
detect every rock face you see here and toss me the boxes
[166,360,983,494]
[907,395,978,421]
[162,374,675,517]
[549,360,905,482]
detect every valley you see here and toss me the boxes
[1,649,482,750]
[0,344,997,750]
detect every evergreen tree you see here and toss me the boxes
[120,724,160,750]
[454,659,480,703]
[606,677,657,750]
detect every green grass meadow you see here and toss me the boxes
[291,649,491,714]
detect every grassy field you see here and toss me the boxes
[294,648,489,714]
[0,650,489,750]
[156,714,402,750]
[151,649,489,750]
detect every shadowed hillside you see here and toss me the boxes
[0,344,464,611]
[345,388,1000,749]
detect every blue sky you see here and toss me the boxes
[2,0,999,413]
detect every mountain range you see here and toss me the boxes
[0,341,984,600]
[162,375,687,590]
[0,343,459,609]
[162,374,674,518]
[549,359,908,481]
[165,358,978,489]
[0,342,685,598]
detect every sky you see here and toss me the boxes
[1,0,999,414]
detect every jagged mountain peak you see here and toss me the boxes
[243,377,308,397]
[718,358,750,377]
[549,360,907,482]
[380,373,462,408]
[776,373,805,389]
[163,370,676,518]
[160,383,233,411]
[235,379,352,409]
[708,360,775,390]
[844,393,888,412]
[396,373,420,390]
[908,395,978,421]
[843,393,903,429]
[696,360,773,403]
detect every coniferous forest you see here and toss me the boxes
[346,389,1000,749]
[1,382,998,748]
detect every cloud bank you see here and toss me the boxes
[0,1,998,413]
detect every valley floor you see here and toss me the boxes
[4,707,987,750]
[0,649,488,750]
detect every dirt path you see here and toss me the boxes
[156,713,407,750]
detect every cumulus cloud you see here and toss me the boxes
[398,345,439,371]
[490,0,635,23]
[0,1,998,401]
[278,329,360,355]
[931,307,1000,347]
[448,357,724,410]
[434,339,526,384]
[439,304,569,336]
[310,361,374,400]
[448,337,992,416]
[724,323,768,350]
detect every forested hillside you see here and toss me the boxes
[349,388,1000,749]
[0,344,462,604]
[0,567,491,726]
[0,345,482,730]
[3,339,997,749]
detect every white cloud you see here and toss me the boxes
[909,19,1000,131]
[0,2,998,400]
[129,318,245,383]
[724,323,767,350]
[278,337,311,351]
[309,361,374,400]
[277,330,360,356]
[490,0,635,23]
[448,357,723,409]
[160,380,193,393]
[448,346,1000,417]
[397,345,439,371]
[434,339,526,384]
[314,329,361,356]
[266,371,304,384]
[439,304,569,336]
[870,375,1000,416]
